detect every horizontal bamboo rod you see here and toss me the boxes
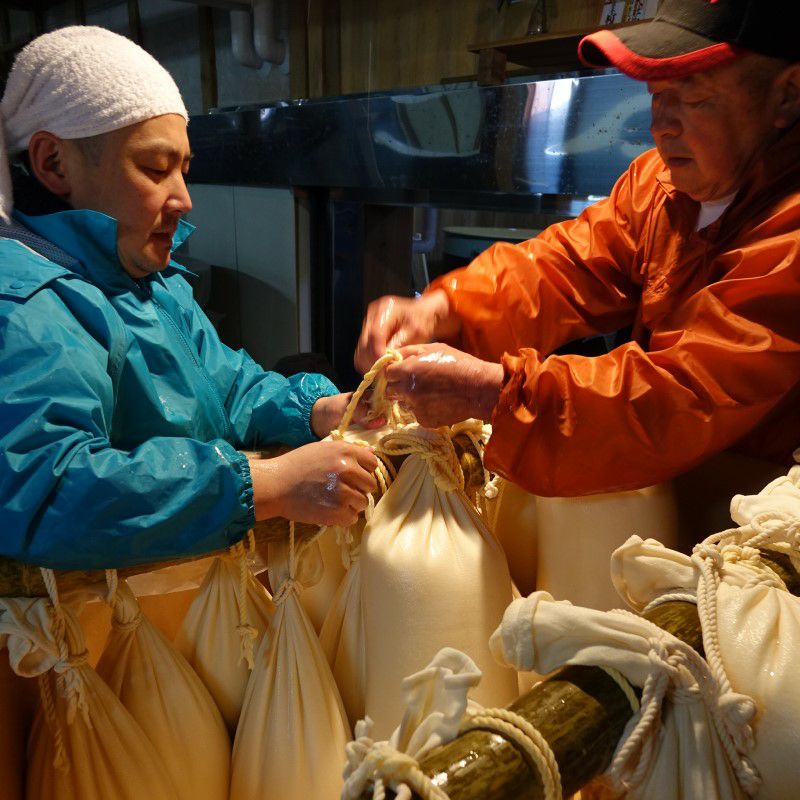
[368,549,798,800]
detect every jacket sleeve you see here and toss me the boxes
[0,290,256,570]
[486,235,800,496]
[428,156,650,362]
[184,294,339,449]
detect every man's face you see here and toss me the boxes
[65,114,193,279]
[648,58,785,202]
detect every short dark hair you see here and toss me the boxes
[71,133,108,165]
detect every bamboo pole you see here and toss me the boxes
[365,551,798,800]
[0,435,485,597]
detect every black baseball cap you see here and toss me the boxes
[579,0,800,81]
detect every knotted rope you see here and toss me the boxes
[343,706,563,800]
[38,568,91,771]
[272,521,303,605]
[379,426,465,493]
[600,610,760,797]
[229,529,260,668]
[103,569,143,634]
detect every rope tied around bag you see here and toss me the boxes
[600,609,760,797]
[104,569,143,633]
[272,521,303,605]
[676,511,800,796]
[343,706,563,800]
[38,568,92,771]
[230,530,259,669]
[380,426,465,493]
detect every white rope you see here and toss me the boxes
[600,667,640,715]
[685,516,800,798]
[38,568,91,771]
[461,707,562,800]
[342,707,563,800]
[379,427,465,493]
[332,349,404,441]
[229,536,258,669]
[272,521,302,606]
[601,609,760,797]
[641,591,698,615]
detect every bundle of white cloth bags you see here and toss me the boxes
[341,461,800,800]
[490,463,800,799]
[0,569,230,800]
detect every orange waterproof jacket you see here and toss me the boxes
[430,128,800,496]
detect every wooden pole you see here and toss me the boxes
[363,553,798,800]
[0,435,485,597]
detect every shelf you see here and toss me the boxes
[468,21,644,83]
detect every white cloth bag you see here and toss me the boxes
[342,648,482,800]
[695,511,800,800]
[536,483,680,611]
[612,472,800,800]
[0,589,178,800]
[484,477,539,596]
[175,546,274,731]
[299,525,347,633]
[95,578,230,800]
[319,519,368,730]
[490,591,753,799]
[361,425,518,739]
[230,529,350,800]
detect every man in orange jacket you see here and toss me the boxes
[356,0,800,499]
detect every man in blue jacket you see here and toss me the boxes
[0,26,378,570]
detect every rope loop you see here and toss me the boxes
[461,708,562,800]
[333,349,404,440]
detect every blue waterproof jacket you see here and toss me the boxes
[0,209,337,569]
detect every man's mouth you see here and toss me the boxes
[664,155,693,168]
[150,230,176,246]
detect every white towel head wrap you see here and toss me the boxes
[0,25,188,221]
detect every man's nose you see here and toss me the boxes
[650,95,681,139]
[165,172,192,215]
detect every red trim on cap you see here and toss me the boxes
[578,29,742,80]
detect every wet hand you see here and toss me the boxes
[354,290,459,374]
[249,441,379,527]
[310,392,386,439]
[384,344,504,428]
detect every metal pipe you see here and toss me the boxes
[230,7,263,69]
[252,0,286,66]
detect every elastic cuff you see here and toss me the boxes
[302,376,339,441]
[226,448,256,541]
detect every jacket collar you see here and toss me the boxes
[12,208,195,294]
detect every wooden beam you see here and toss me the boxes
[477,46,507,86]
[287,0,309,99]
[127,0,143,47]
[73,0,86,25]
[197,5,218,112]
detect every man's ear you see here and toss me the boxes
[773,64,800,129]
[27,131,76,199]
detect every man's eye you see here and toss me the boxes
[144,166,168,176]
